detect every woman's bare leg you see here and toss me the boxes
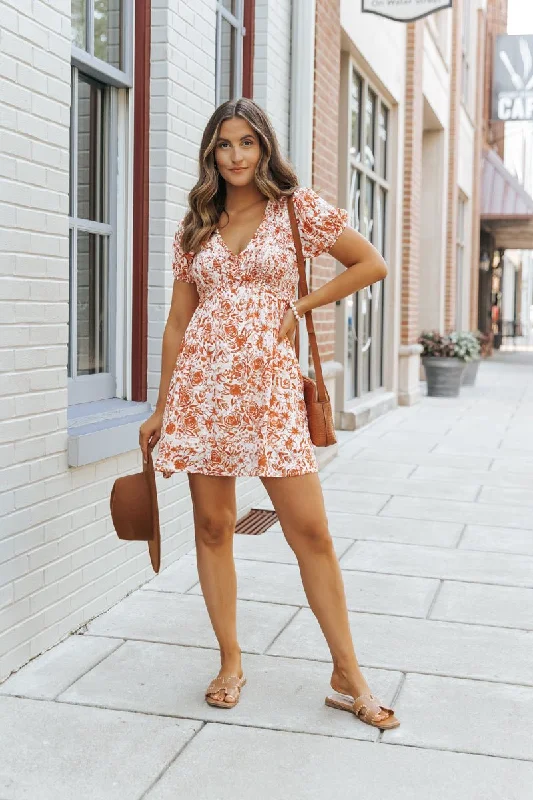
[260,471,390,722]
[188,472,242,702]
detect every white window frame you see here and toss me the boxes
[215,0,246,105]
[68,1,133,406]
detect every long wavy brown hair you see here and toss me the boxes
[180,98,299,254]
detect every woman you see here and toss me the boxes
[139,98,399,730]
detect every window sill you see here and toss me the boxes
[67,398,153,467]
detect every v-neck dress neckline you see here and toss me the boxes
[215,198,272,258]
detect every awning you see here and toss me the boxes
[481,148,533,249]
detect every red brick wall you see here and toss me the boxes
[401,21,424,345]
[311,0,341,364]
[484,0,508,158]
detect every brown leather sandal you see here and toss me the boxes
[325,691,400,729]
[205,674,246,709]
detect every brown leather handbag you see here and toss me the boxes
[286,194,337,447]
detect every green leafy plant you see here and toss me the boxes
[450,331,481,362]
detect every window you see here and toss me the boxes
[461,0,470,108]
[345,66,389,400]
[69,2,133,405]
[215,0,255,104]
[456,195,466,329]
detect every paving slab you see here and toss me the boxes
[257,511,462,546]
[489,457,533,475]
[322,457,416,478]
[256,489,388,515]
[430,580,533,629]
[339,540,533,587]
[388,672,533,761]
[85,591,296,654]
[459,524,533,555]
[144,722,533,800]
[380,495,533,530]
[321,473,479,501]
[411,464,533,488]
[141,554,200,593]
[229,528,353,564]
[267,608,533,686]
[352,448,493,471]
[0,694,201,800]
[187,557,439,617]
[0,635,121,700]
[59,641,401,742]
[478,485,533,508]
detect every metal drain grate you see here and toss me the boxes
[235,508,278,535]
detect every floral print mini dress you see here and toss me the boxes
[154,186,349,478]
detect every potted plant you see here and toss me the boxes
[418,330,474,397]
[461,331,487,386]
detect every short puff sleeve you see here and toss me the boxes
[292,186,349,259]
[172,219,195,283]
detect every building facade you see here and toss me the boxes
[1,0,494,680]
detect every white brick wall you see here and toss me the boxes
[253,0,292,157]
[0,0,285,682]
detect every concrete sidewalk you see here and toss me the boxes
[2,353,533,799]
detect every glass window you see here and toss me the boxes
[77,76,107,224]
[76,232,109,375]
[346,67,389,401]
[69,0,131,405]
[219,17,237,104]
[363,177,375,243]
[350,69,362,162]
[216,0,245,105]
[364,88,376,169]
[94,0,123,70]
[378,104,388,179]
[71,0,86,49]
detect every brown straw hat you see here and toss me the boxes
[109,446,161,573]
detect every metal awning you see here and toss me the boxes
[481,148,533,249]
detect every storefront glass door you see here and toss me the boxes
[345,66,389,402]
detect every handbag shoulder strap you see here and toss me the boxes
[286,193,328,403]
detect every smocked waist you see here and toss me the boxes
[198,283,293,305]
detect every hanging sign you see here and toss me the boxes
[361,1,452,22]
[492,35,533,121]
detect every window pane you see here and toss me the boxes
[364,88,376,170]
[350,69,362,161]
[77,75,106,223]
[378,104,388,179]
[94,0,122,69]
[77,232,110,375]
[72,0,86,49]
[363,177,375,243]
[219,17,236,104]
[68,230,73,377]
[221,0,237,13]
[376,186,386,256]
[349,167,361,232]
[361,288,372,394]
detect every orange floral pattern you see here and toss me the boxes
[154,186,349,478]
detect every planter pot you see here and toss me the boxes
[422,357,466,397]
[461,358,480,386]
